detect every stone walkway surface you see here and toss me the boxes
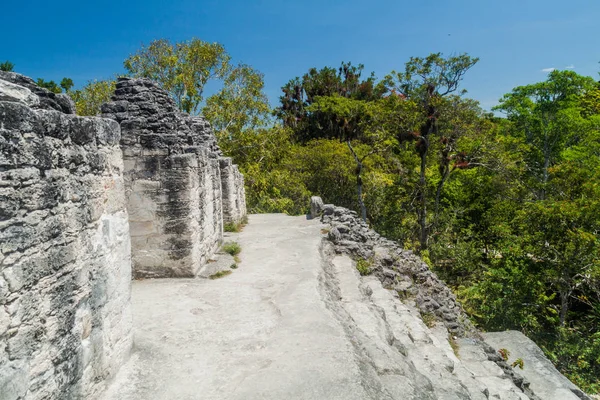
[101,214,534,400]
[101,214,376,400]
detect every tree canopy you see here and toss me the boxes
[124,38,230,114]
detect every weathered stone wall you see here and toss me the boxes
[0,72,132,400]
[102,78,246,278]
[220,158,247,224]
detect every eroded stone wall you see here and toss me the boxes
[102,78,246,278]
[0,73,132,400]
[220,158,247,224]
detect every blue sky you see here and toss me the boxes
[1,0,598,111]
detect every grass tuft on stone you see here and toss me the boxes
[420,312,437,328]
[223,216,249,233]
[224,222,240,232]
[222,241,242,257]
[355,258,372,276]
[209,270,232,279]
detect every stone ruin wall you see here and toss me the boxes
[101,77,247,278]
[220,158,247,224]
[0,73,248,399]
[0,72,132,400]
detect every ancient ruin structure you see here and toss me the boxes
[0,73,246,399]
[102,78,246,278]
[0,72,132,400]
[1,72,590,400]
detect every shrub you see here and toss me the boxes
[421,312,437,328]
[356,258,372,276]
[222,241,241,256]
[224,222,240,232]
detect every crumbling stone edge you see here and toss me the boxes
[311,197,541,400]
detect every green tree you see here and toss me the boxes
[382,53,479,250]
[0,60,14,72]
[71,79,116,116]
[453,71,600,392]
[203,63,271,153]
[305,96,397,220]
[494,70,597,200]
[124,38,230,114]
[60,77,74,92]
[276,62,383,142]
[36,78,62,93]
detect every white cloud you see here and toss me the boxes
[565,64,575,69]
[541,67,556,72]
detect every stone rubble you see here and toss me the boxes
[323,252,533,399]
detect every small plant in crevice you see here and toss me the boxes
[511,358,524,369]
[224,222,240,232]
[223,216,249,233]
[209,270,232,279]
[355,258,373,276]
[230,263,238,269]
[396,289,410,301]
[420,312,437,328]
[448,334,460,358]
[222,241,242,257]
[498,348,511,361]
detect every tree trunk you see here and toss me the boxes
[347,140,367,222]
[416,91,435,251]
[559,290,569,327]
[434,167,451,228]
[357,167,366,222]
[419,148,428,250]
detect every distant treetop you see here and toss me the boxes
[0,60,15,72]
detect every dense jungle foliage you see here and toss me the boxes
[7,38,599,392]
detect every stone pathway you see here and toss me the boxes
[101,214,533,400]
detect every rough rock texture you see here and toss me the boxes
[101,77,246,278]
[0,74,132,400]
[320,201,475,337]
[0,71,75,115]
[318,198,590,400]
[309,195,324,219]
[484,331,592,400]
[219,157,246,224]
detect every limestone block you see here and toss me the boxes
[310,196,324,219]
[0,79,40,107]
